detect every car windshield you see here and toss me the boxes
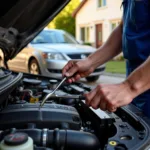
[31,30,78,44]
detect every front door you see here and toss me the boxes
[96,24,103,48]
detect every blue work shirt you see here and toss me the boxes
[122,0,150,117]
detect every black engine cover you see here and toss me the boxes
[0,103,81,130]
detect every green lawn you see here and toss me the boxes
[106,61,126,74]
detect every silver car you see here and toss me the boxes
[0,29,105,82]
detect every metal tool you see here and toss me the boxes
[39,77,67,108]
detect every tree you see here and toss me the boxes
[47,0,80,36]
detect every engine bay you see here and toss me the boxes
[0,68,150,150]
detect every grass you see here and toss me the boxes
[106,61,126,74]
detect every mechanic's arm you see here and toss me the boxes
[125,56,150,98]
[88,20,123,69]
[85,56,150,112]
[63,20,123,82]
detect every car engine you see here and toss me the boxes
[0,68,149,150]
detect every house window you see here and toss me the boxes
[111,23,117,30]
[81,28,85,42]
[80,27,90,42]
[98,0,106,7]
[98,31,102,41]
[111,21,120,31]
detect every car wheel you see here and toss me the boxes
[86,76,100,82]
[29,59,41,75]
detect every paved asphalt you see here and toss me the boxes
[80,74,125,88]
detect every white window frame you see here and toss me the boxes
[80,26,90,43]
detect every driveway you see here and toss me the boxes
[80,73,125,87]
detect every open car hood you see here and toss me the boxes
[0,0,70,62]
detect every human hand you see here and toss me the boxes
[62,59,94,83]
[84,82,135,112]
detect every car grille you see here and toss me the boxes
[94,67,105,72]
[48,69,62,73]
[48,67,105,74]
[67,53,90,59]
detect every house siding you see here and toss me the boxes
[75,0,122,47]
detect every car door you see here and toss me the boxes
[8,46,30,73]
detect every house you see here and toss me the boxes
[73,0,123,48]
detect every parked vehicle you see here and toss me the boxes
[0,29,105,82]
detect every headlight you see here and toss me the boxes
[42,52,65,60]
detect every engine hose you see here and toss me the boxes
[9,128,100,150]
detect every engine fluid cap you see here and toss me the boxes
[109,141,117,146]
[4,133,28,146]
[49,79,58,84]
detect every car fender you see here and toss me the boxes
[26,49,44,73]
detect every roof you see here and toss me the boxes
[72,0,87,18]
